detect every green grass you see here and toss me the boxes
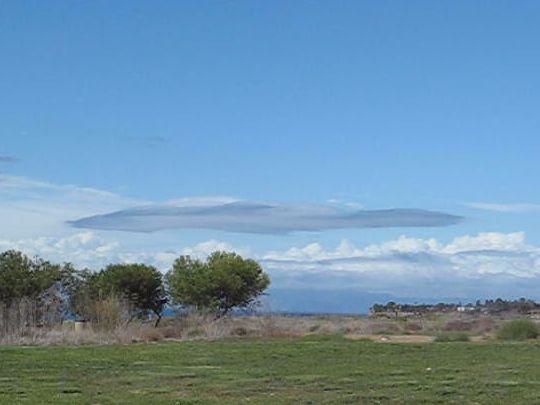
[1,336,540,404]
[434,331,470,342]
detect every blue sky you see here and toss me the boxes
[2,1,540,311]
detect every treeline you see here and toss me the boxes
[0,250,270,335]
[371,298,540,315]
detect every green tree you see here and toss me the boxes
[166,252,270,317]
[0,250,65,304]
[100,263,167,326]
[0,250,70,331]
[70,264,167,326]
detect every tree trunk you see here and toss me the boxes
[153,311,162,328]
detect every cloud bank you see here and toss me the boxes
[1,231,539,300]
[0,232,248,271]
[261,232,540,298]
[70,201,463,234]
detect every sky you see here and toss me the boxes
[1,1,540,312]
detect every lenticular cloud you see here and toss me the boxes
[69,200,462,234]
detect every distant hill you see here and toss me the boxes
[264,288,467,315]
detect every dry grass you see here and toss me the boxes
[0,322,167,346]
[0,312,534,346]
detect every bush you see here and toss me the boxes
[405,322,423,333]
[368,321,400,335]
[443,320,472,332]
[161,326,179,339]
[232,327,249,336]
[89,295,132,331]
[309,324,321,333]
[497,320,539,341]
[140,327,164,342]
[434,331,470,342]
[472,317,495,334]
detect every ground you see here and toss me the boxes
[1,336,539,404]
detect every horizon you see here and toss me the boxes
[2,1,540,313]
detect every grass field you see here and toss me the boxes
[1,336,539,404]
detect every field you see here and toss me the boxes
[1,336,540,404]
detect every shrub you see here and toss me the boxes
[472,317,495,334]
[434,331,470,342]
[140,327,164,342]
[90,295,131,331]
[443,320,472,332]
[161,326,179,339]
[186,328,204,338]
[497,320,539,341]
[232,327,248,336]
[368,321,400,335]
[256,315,302,338]
[309,324,321,333]
[405,322,423,333]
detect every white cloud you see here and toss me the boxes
[2,174,540,300]
[263,232,532,262]
[0,174,142,239]
[260,232,540,298]
[0,232,120,269]
[327,198,364,209]
[440,232,528,254]
[0,232,250,271]
[164,197,240,207]
[0,231,171,270]
[180,240,250,259]
[465,202,540,213]
[2,230,540,299]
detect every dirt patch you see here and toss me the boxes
[469,335,491,342]
[346,334,434,343]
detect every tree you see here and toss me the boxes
[0,250,63,304]
[66,268,102,322]
[0,250,70,331]
[166,251,270,317]
[70,264,167,326]
[100,263,167,326]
